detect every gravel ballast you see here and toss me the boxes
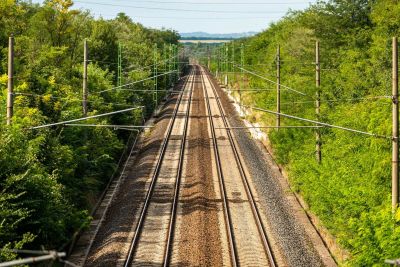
[207,69,336,267]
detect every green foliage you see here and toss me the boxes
[0,0,180,261]
[209,0,400,265]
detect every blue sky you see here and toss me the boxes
[31,0,317,34]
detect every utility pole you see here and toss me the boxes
[240,43,244,115]
[217,47,220,79]
[392,36,399,211]
[154,44,158,108]
[225,44,228,86]
[83,39,88,117]
[169,44,172,88]
[164,43,167,91]
[118,42,122,87]
[315,41,322,163]
[172,45,176,83]
[207,45,211,70]
[276,45,281,128]
[176,45,180,79]
[220,45,223,83]
[7,35,14,125]
[232,42,235,85]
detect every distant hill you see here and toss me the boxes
[180,31,258,40]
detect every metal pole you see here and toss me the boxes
[7,35,14,125]
[172,45,176,83]
[169,44,172,88]
[315,41,321,163]
[220,45,224,82]
[207,45,211,70]
[232,42,235,85]
[83,39,88,116]
[240,44,244,115]
[225,44,228,86]
[118,42,122,87]
[217,47,220,78]
[392,36,399,211]
[177,45,180,79]
[154,44,158,108]
[276,45,281,128]
[164,43,167,90]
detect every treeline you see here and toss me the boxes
[208,0,399,265]
[180,37,234,40]
[0,0,182,261]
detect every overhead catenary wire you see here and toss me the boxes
[97,15,282,20]
[29,107,143,130]
[228,88,290,91]
[88,54,180,72]
[100,89,181,93]
[215,126,324,129]
[244,105,391,139]
[94,70,178,94]
[103,0,311,5]
[64,124,153,129]
[12,92,134,107]
[74,1,289,14]
[124,55,179,71]
[234,65,310,97]
[257,96,391,106]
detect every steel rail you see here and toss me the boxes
[201,67,238,267]
[79,130,141,267]
[204,67,277,267]
[123,68,194,267]
[162,65,195,267]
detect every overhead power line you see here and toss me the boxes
[95,70,178,94]
[95,14,279,20]
[245,105,391,139]
[29,107,143,130]
[105,0,311,4]
[13,92,134,107]
[75,1,289,14]
[235,65,310,97]
[64,124,153,130]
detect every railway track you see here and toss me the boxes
[76,65,280,267]
[200,66,277,267]
[123,66,195,266]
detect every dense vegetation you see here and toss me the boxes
[0,0,181,261]
[207,0,400,265]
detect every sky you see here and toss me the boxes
[31,0,317,34]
